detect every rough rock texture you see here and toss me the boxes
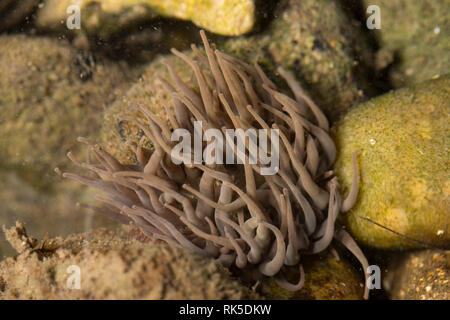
[221,0,377,121]
[383,249,449,300]
[259,251,365,300]
[332,76,450,249]
[36,0,255,37]
[0,223,366,300]
[0,223,260,299]
[364,0,450,87]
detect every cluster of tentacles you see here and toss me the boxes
[57,30,369,298]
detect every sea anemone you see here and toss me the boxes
[56,30,369,298]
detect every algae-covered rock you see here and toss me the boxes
[383,249,449,300]
[36,0,255,37]
[364,0,450,87]
[0,224,259,299]
[332,76,450,249]
[260,251,365,300]
[221,0,377,121]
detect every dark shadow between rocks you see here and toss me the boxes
[338,0,394,94]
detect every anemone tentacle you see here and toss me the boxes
[57,30,368,298]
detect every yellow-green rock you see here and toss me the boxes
[36,0,255,37]
[332,76,450,249]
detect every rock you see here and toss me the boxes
[332,76,450,249]
[0,0,39,31]
[363,0,450,87]
[0,223,259,299]
[221,0,377,121]
[0,35,136,184]
[259,251,365,300]
[383,249,449,300]
[36,0,255,37]
[0,35,138,259]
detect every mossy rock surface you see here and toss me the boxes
[333,75,450,249]
[364,0,450,87]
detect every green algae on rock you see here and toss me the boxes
[364,0,450,87]
[0,224,259,299]
[0,35,136,184]
[36,0,255,37]
[332,76,450,250]
[221,0,377,121]
[260,251,365,300]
